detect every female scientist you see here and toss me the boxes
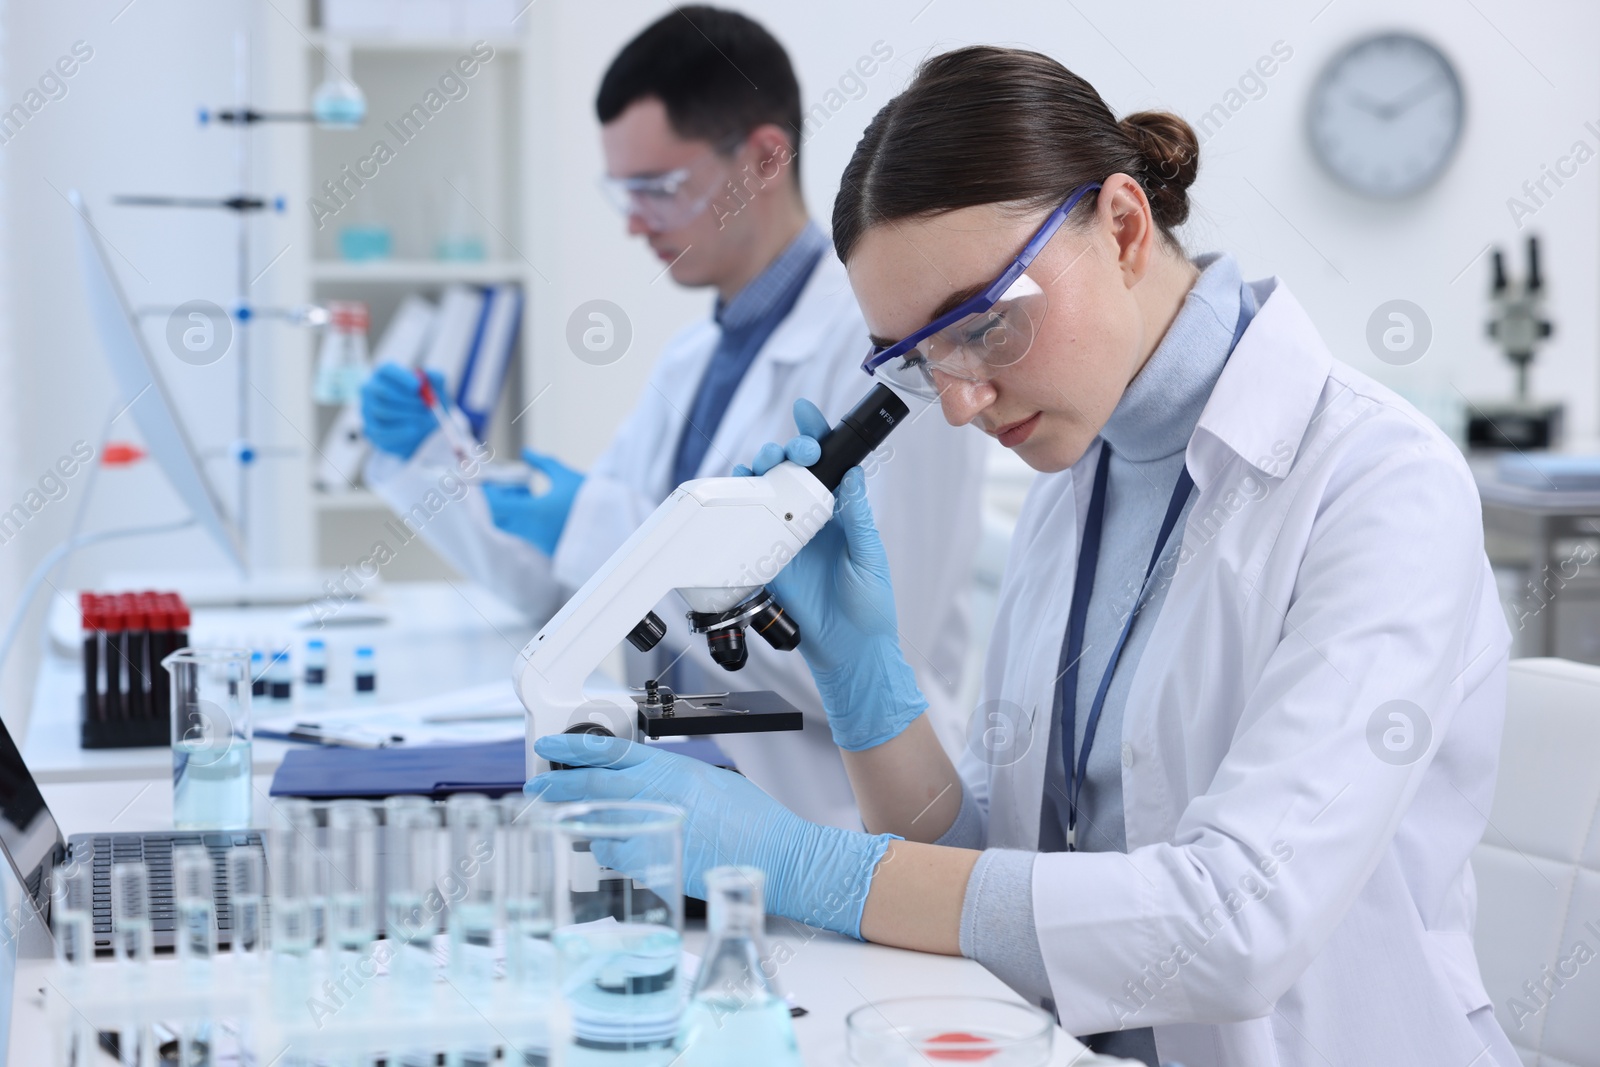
[530,46,1516,1067]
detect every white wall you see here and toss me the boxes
[522,0,1599,466]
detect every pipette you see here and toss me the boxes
[414,368,480,467]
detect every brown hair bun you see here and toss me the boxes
[1119,110,1199,229]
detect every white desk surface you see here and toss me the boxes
[24,580,534,784]
[17,776,1102,1066]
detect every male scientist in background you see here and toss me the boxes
[360,6,985,829]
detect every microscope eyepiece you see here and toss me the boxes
[806,384,910,492]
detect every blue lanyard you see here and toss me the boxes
[1059,447,1192,850]
[1057,278,1256,851]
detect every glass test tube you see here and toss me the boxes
[268,799,316,958]
[111,863,158,1067]
[51,857,93,968]
[384,796,441,994]
[173,846,217,1067]
[446,796,499,1067]
[501,795,556,990]
[226,848,265,956]
[327,800,378,955]
[308,803,331,949]
[446,794,499,988]
[173,846,216,965]
[112,861,153,964]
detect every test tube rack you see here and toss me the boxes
[48,796,569,1062]
[43,950,564,1066]
[78,590,191,749]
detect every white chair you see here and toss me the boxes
[1473,657,1600,1066]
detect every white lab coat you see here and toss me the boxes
[369,253,987,830]
[958,277,1512,1065]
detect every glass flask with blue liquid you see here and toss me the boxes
[675,867,801,1066]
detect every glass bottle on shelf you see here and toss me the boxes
[675,866,802,1066]
[312,301,370,406]
[311,41,366,129]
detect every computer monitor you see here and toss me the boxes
[69,190,243,569]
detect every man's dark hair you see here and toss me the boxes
[597,6,802,184]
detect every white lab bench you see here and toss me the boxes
[23,581,535,783]
[11,775,1100,1066]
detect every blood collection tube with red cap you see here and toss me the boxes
[122,593,151,720]
[415,368,480,466]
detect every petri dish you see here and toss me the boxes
[846,996,1053,1065]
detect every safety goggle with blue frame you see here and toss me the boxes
[860,181,1101,401]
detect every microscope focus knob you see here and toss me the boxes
[627,611,668,652]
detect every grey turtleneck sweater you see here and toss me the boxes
[937,252,1255,1066]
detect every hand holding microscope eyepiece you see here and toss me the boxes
[514,385,910,773]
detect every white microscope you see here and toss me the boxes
[514,385,911,774]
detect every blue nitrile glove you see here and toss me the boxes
[732,398,928,751]
[482,449,585,556]
[528,734,897,939]
[360,364,446,459]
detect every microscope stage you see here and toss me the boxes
[635,689,804,738]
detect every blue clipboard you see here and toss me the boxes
[268,737,736,800]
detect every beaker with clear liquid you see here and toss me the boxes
[551,801,684,1064]
[162,648,253,830]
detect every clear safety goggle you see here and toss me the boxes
[861,181,1100,402]
[597,145,735,232]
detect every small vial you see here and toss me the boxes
[250,648,267,698]
[267,646,293,703]
[226,848,266,956]
[303,639,328,697]
[353,646,376,698]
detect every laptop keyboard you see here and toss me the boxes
[75,832,263,951]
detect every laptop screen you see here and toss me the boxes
[0,714,63,915]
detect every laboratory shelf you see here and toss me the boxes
[309,259,530,284]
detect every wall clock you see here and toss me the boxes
[1307,32,1464,198]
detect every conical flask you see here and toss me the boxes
[676,866,802,1065]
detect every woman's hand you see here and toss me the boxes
[527,734,895,938]
[735,399,929,751]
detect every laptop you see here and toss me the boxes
[0,713,260,955]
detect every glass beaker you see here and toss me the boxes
[551,801,684,1062]
[675,867,801,1066]
[162,648,253,830]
